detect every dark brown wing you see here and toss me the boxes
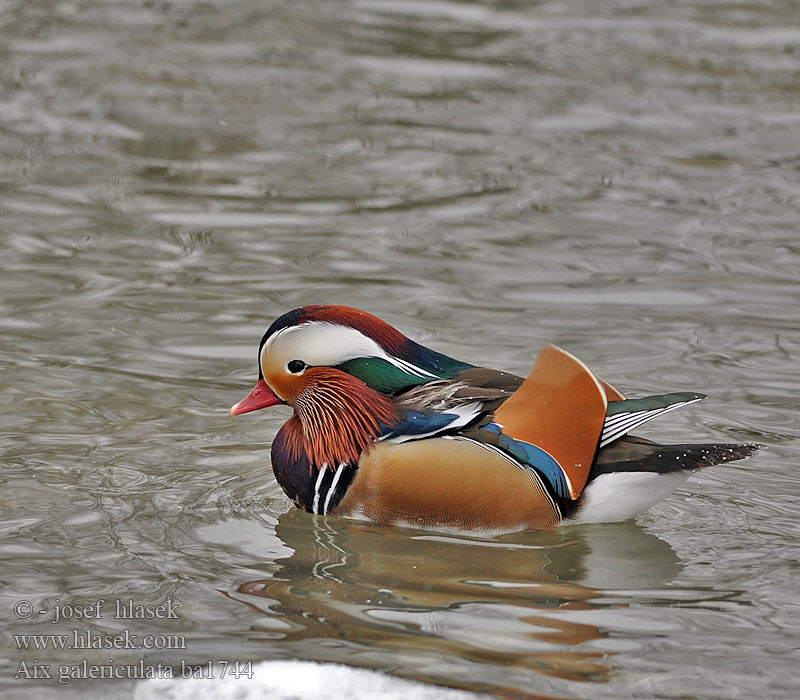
[393,367,522,414]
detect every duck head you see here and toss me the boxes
[229,305,472,470]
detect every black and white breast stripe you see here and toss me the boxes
[600,395,704,448]
[310,462,357,515]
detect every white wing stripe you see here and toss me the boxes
[600,398,702,447]
[604,410,666,434]
[601,409,673,446]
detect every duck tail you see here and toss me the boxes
[567,437,762,523]
[592,436,762,477]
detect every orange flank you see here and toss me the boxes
[336,437,561,530]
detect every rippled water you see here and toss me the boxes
[2,1,799,698]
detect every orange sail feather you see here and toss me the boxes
[492,346,607,499]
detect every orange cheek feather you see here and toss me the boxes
[263,369,299,404]
[277,367,398,471]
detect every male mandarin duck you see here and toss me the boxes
[230,305,759,531]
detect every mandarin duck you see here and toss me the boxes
[230,305,759,531]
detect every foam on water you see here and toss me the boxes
[136,661,477,700]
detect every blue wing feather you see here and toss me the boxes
[379,411,572,499]
[483,423,571,499]
[382,410,461,439]
[380,405,482,443]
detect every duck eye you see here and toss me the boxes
[287,359,306,374]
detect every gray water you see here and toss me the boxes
[2,1,800,698]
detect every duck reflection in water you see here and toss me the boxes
[224,510,681,691]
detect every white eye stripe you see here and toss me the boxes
[390,355,437,378]
[261,326,293,367]
[262,321,435,378]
